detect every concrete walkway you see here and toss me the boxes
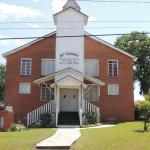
[36,125,115,150]
[36,128,81,150]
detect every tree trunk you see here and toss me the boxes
[144,119,148,131]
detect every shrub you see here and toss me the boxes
[8,123,27,132]
[40,113,53,128]
[135,101,143,120]
[85,112,98,125]
[138,101,150,131]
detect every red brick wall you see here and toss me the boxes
[0,110,14,131]
[85,36,134,122]
[4,34,134,123]
[4,36,56,122]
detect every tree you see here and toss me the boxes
[137,101,150,131]
[0,64,6,102]
[115,32,150,95]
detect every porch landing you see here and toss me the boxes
[36,128,81,150]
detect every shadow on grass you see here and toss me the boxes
[134,128,150,133]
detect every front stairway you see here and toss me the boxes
[58,112,80,125]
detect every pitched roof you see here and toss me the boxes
[2,31,135,59]
[63,0,80,11]
[33,67,105,86]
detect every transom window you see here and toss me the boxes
[108,84,119,95]
[84,85,100,101]
[20,58,32,75]
[108,60,118,77]
[19,83,31,94]
[41,85,54,101]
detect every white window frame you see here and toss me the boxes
[108,84,119,96]
[0,116,4,128]
[85,59,99,77]
[41,59,55,76]
[20,58,32,76]
[40,85,54,101]
[19,83,31,94]
[108,59,118,77]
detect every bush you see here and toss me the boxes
[40,113,53,128]
[8,123,27,132]
[135,101,143,120]
[85,112,98,125]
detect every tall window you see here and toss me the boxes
[0,116,4,128]
[108,60,118,77]
[84,85,100,101]
[20,58,32,75]
[41,85,54,101]
[42,59,55,76]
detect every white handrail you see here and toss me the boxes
[27,100,56,126]
[84,100,100,123]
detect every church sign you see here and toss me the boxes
[59,51,80,65]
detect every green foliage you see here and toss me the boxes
[85,112,98,125]
[8,123,27,132]
[40,113,53,128]
[145,95,150,102]
[115,32,150,94]
[135,101,150,131]
[0,64,6,102]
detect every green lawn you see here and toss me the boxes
[72,122,150,150]
[0,128,56,150]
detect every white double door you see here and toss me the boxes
[60,89,78,112]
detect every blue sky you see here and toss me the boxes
[0,0,148,100]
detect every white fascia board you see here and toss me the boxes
[53,7,88,25]
[2,31,56,58]
[84,31,135,60]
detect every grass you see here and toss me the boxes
[72,122,150,150]
[0,128,56,150]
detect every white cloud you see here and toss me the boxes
[14,39,28,47]
[33,0,39,2]
[89,16,96,21]
[134,81,145,101]
[0,35,10,46]
[0,3,42,21]
[26,23,39,28]
[51,0,66,12]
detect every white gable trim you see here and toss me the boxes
[84,31,135,60]
[50,75,87,89]
[2,31,56,58]
[33,68,105,86]
[2,30,134,60]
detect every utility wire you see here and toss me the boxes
[0,33,148,40]
[0,27,150,30]
[76,0,150,3]
[1,20,150,24]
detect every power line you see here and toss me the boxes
[0,26,150,30]
[77,0,150,3]
[0,32,149,40]
[1,20,150,24]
